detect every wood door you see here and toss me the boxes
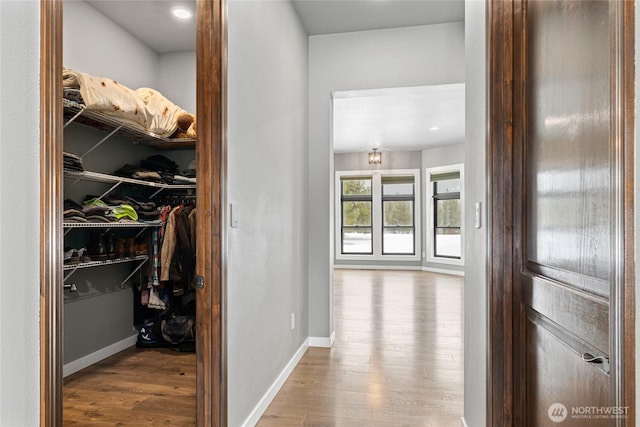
[39,1,227,425]
[488,0,635,426]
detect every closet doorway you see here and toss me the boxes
[39,1,226,425]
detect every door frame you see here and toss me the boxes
[39,1,227,425]
[486,0,635,425]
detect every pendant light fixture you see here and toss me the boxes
[368,148,382,165]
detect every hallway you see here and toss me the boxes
[259,269,464,426]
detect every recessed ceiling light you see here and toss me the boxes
[171,5,193,20]
[429,126,440,131]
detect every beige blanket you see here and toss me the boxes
[63,68,187,138]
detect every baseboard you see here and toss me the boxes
[334,264,465,277]
[63,334,138,377]
[422,266,465,276]
[461,417,469,427]
[308,331,335,348]
[241,337,309,427]
[335,264,422,271]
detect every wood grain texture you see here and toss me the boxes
[487,0,515,425]
[258,269,464,426]
[622,2,636,424]
[63,348,196,425]
[195,0,227,425]
[40,0,64,425]
[508,1,635,425]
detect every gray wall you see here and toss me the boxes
[464,1,487,425]
[0,1,40,425]
[158,51,197,113]
[309,22,465,338]
[226,0,309,425]
[63,1,159,89]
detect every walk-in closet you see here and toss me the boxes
[60,1,198,423]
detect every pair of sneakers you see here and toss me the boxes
[63,247,91,264]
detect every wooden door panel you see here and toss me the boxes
[488,0,634,425]
[514,0,621,425]
[523,276,609,355]
[526,309,610,426]
[524,0,611,296]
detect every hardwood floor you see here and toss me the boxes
[62,270,463,426]
[258,269,464,426]
[63,347,196,425]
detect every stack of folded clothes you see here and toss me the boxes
[113,164,163,183]
[83,196,139,223]
[64,199,87,223]
[63,88,84,104]
[173,158,196,184]
[63,152,84,172]
[183,159,196,178]
[103,194,160,222]
[114,155,181,184]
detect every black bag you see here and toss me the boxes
[161,315,194,344]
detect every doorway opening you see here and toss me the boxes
[39,1,226,425]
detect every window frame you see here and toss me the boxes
[335,169,421,262]
[425,164,465,266]
[381,177,416,255]
[340,177,373,255]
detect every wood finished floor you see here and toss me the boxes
[63,347,196,425]
[63,269,463,426]
[258,269,464,427]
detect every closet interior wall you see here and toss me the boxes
[62,0,196,371]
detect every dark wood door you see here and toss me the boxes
[511,1,632,425]
[488,0,634,425]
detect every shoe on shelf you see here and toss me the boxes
[88,231,108,261]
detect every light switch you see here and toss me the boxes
[474,202,482,229]
[230,203,239,228]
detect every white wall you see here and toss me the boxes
[0,0,41,425]
[158,51,197,113]
[309,22,465,338]
[63,1,159,89]
[226,0,309,425]
[464,1,487,426]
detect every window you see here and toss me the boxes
[336,170,420,261]
[426,165,464,265]
[382,176,415,255]
[341,177,372,254]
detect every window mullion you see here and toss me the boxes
[372,173,382,257]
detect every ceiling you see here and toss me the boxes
[291,0,464,35]
[333,84,465,153]
[86,0,197,53]
[85,0,465,154]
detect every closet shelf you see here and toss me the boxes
[63,255,150,287]
[63,255,149,271]
[63,221,162,229]
[63,98,195,149]
[64,169,196,190]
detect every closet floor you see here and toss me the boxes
[63,347,196,425]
